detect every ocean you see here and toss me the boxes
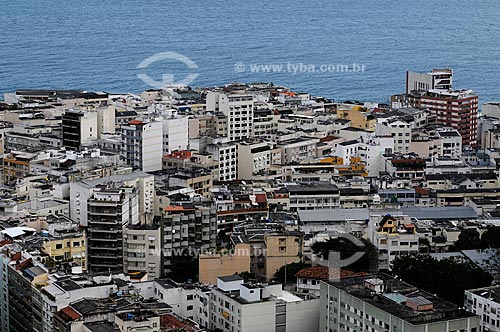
[1,0,499,103]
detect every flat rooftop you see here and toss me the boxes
[326,274,476,325]
[468,285,500,303]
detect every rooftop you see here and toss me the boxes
[326,274,476,325]
[468,285,500,303]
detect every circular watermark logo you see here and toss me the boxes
[136,51,199,89]
[312,232,368,281]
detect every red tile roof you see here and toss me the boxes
[295,266,368,280]
[161,314,195,331]
[128,119,144,125]
[164,205,196,212]
[255,193,267,203]
[60,306,81,321]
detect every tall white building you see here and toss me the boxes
[162,116,189,154]
[465,285,500,332]
[96,104,116,135]
[211,275,320,332]
[406,68,453,93]
[206,142,238,181]
[62,109,98,150]
[207,92,254,142]
[70,171,155,226]
[121,119,163,171]
[377,119,412,154]
[482,102,500,118]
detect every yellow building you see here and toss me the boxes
[336,105,376,131]
[3,151,36,186]
[320,156,368,177]
[199,243,251,284]
[41,233,86,270]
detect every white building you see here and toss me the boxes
[121,119,163,171]
[162,116,189,154]
[211,275,320,332]
[406,68,453,93]
[377,119,412,154]
[465,285,500,332]
[62,109,98,150]
[237,141,281,179]
[95,104,116,135]
[70,171,155,226]
[321,274,480,332]
[206,142,238,181]
[482,102,500,118]
[368,214,419,270]
[123,223,162,279]
[207,92,254,142]
[436,128,462,157]
[278,137,319,164]
[286,182,340,212]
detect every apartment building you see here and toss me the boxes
[412,128,462,159]
[2,151,37,186]
[252,109,279,138]
[41,230,86,270]
[206,92,254,142]
[286,182,340,211]
[162,116,189,154]
[206,142,238,181]
[237,140,281,179]
[70,171,155,226]
[368,214,419,270]
[278,137,319,164]
[87,186,139,274]
[406,68,453,93]
[8,254,48,332]
[211,275,320,332]
[421,89,478,146]
[161,204,217,275]
[336,105,377,132]
[321,274,480,332]
[123,223,162,279]
[465,285,500,332]
[121,119,163,171]
[381,119,412,154]
[62,109,98,150]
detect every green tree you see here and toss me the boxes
[419,238,431,253]
[167,254,198,283]
[392,254,492,305]
[235,271,253,282]
[274,262,309,284]
[311,237,378,272]
[481,226,500,248]
[453,228,483,250]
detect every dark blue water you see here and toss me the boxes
[1,0,499,102]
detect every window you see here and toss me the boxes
[55,243,63,249]
[187,305,193,310]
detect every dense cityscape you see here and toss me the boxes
[0,68,499,332]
